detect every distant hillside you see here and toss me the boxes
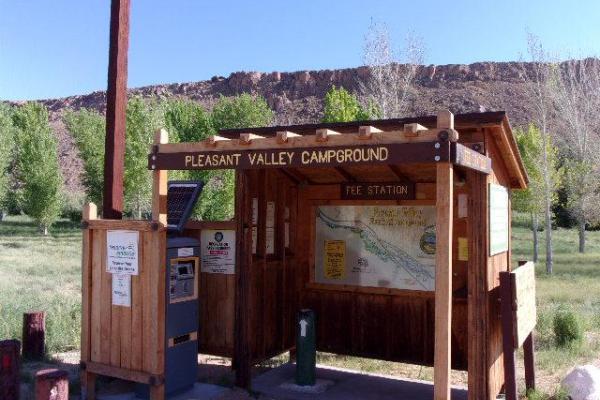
[7,61,546,191]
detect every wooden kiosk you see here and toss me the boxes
[80,110,532,400]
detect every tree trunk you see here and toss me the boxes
[579,219,586,253]
[544,198,553,274]
[532,213,539,263]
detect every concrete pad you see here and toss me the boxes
[97,382,229,400]
[279,379,334,394]
[252,363,468,400]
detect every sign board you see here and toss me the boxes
[452,143,492,174]
[112,274,131,307]
[340,182,415,200]
[149,142,449,170]
[106,230,139,275]
[200,230,235,274]
[315,206,436,291]
[489,183,509,255]
[509,262,537,348]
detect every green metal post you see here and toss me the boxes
[296,309,316,386]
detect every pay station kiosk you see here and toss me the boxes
[138,181,203,397]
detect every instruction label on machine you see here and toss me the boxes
[106,230,139,275]
[112,274,131,307]
[201,230,235,274]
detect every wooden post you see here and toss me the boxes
[234,170,252,389]
[35,369,69,400]
[152,129,169,225]
[500,272,518,400]
[523,333,536,392]
[434,162,453,400]
[22,312,45,360]
[466,171,488,400]
[0,340,20,400]
[81,203,97,400]
[102,0,130,219]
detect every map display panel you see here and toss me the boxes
[315,206,436,291]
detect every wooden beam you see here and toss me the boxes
[102,0,130,219]
[315,128,341,142]
[437,110,454,130]
[334,167,356,182]
[403,123,427,137]
[206,135,231,146]
[358,125,382,139]
[152,129,168,225]
[81,203,97,400]
[387,165,410,182]
[281,168,313,185]
[276,130,301,144]
[239,133,265,144]
[434,162,453,400]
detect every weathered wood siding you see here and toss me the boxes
[81,220,166,379]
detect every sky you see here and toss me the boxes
[1,0,599,101]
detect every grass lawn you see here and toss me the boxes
[1,214,600,397]
[0,215,82,354]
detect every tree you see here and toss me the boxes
[549,58,600,252]
[522,34,557,273]
[202,94,274,221]
[0,104,15,219]
[64,109,106,205]
[513,124,561,262]
[124,97,163,218]
[322,85,380,123]
[360,20,424,118]
[12,103,62,234]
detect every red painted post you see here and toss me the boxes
[22,312,45,360]
[35,369,69,400]
[102,0,130,219]
[0,340,21,400]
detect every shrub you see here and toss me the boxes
[553,308,583,347]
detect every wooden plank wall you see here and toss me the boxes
[81,221,166,379]
[184,221,236,357]
[296,181,469,370]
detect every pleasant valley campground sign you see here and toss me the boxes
[149,142,448,170]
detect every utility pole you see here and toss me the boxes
[102,0,130,219]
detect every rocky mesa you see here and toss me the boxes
[10,61,545,191]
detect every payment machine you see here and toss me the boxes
[138,181,203,398]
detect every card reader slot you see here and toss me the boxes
[168,331,198,348]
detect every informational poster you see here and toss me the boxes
[458,237,469,261]
[489,183,509,255]
[324,240,346,279]
[252,198,258,225]
[112,274,131,307]
[266,201,276,254]
[251,227,258,254]
[200,230,235,274]
[266,228,275,255]
[458,194,468,218]
[315,206,436,291]
[106,230,139,275]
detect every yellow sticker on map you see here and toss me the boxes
[324,240,346,279]
[458,237,469,261]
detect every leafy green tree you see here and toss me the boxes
[12,103,63,234]
[322,85,381,123]
[125,97,163,218]
[198,94,273,221]
[513,124,561,262]
[211,93,273,130]
[64,109,105,205]
[0,104,15,219]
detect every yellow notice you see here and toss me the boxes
[324,240,346,279]
[458,237,469,261]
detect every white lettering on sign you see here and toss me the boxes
[106,230,139,275]
[299,319,308,337]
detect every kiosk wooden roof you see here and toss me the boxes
[80,110,530,400]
